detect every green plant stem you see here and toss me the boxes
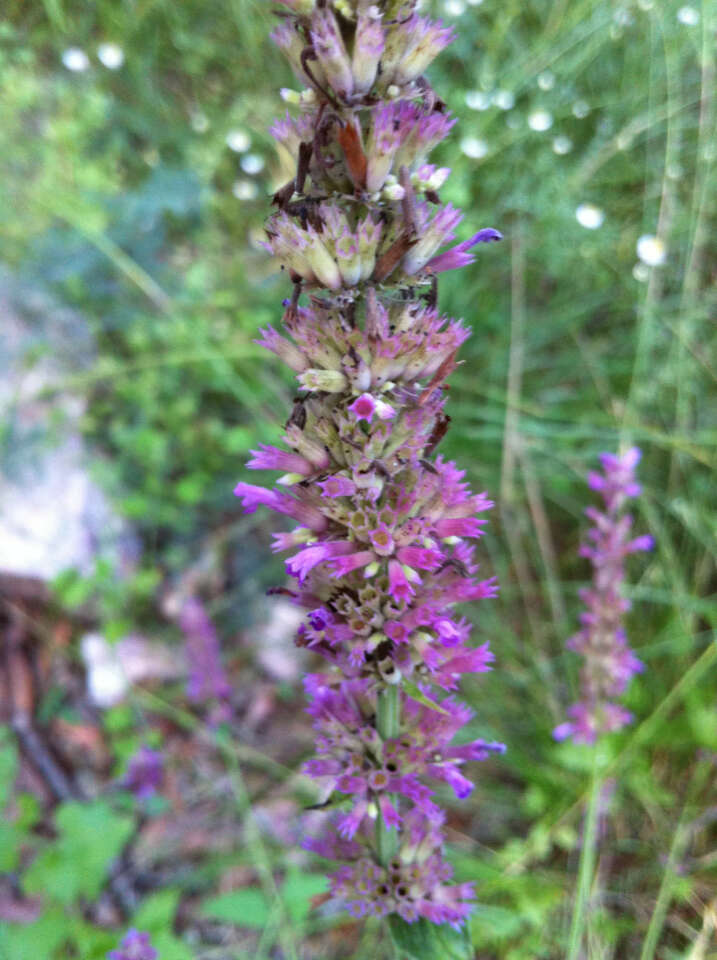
[376,684,400,867]
[566,748,602,960]
[639,756,711,960]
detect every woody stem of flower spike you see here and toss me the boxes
[376,684,400,866]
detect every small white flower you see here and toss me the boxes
[226,129,251,153]
[460,136,488,159]
[443,0,465,15]
[613,7,633,26]
[632,263,649,282]
[233,180,258,200]
[97,43,124,69]
[494,89,515,110]
[528,109,553,132]
[677,6,699,25]
[575,203,605,230]
[190,112,209,134]
[240,153,265,174]
[537,71,555,91]
[465,90,491,111]
[636,234,666,266]
[573,99,590,119]
[62,48,89,72]
[552,135,573,155]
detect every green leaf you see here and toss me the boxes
[471,903,525,942]
[150,932,194,960]
[0,725,18,808]
[0,906,72,960]
[16,791,41,830]
[201,888,271,929]
[23,800,133,904]
[0,822,20,872]
[388,915,473,960]
[132,889,181,932]
[282,870,328,925]
[400,679,450,715]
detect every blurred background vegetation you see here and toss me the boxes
[0,0,715,957]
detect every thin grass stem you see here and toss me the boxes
[566,748,602,960]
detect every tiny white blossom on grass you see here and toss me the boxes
[537,71,555,91]
[576,203,605,229]
[632,263,649,282]
[552,135,573,155]
[636,235,666,266]
[97,43,124,69]
[233,180,258,200]
[226,129,251,152]
[677,6,699,26]
[614,7,633,27]
[240,153,265,174]
[494,90,515,110]
[465,90,491,110]
[62,48,89,72]
[443,0,465,15]
[528,109,553,132]
[191,112,209,133]
[573,99,590,118]
[460,136,488,159]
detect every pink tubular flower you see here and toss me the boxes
[317,475,356,498]
[234,482,328,532]
[396,546,443,570]
[247,444,315,476]
[329,550,376,578]
[555,448,652,744]
[348,393,376,422]
[254,325,309,372]
[388,559,416,601]
[434,516,487,539]
[286,541,355,582]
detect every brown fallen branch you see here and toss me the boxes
[2,604,138,917]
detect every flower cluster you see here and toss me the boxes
[235,0,504,928]
[122,745,164,800]
[107,929,157,960]
[554,448,653,744]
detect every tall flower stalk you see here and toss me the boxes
[554,447,653,745]
[235,0,503,932]
[555,447,652,960]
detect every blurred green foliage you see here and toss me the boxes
[0,0,715,957]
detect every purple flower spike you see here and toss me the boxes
[244,0,507,932]
[555,448,652,744]
[122,746,164,800]
[107,930,158,960]
[181,596,232,705]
